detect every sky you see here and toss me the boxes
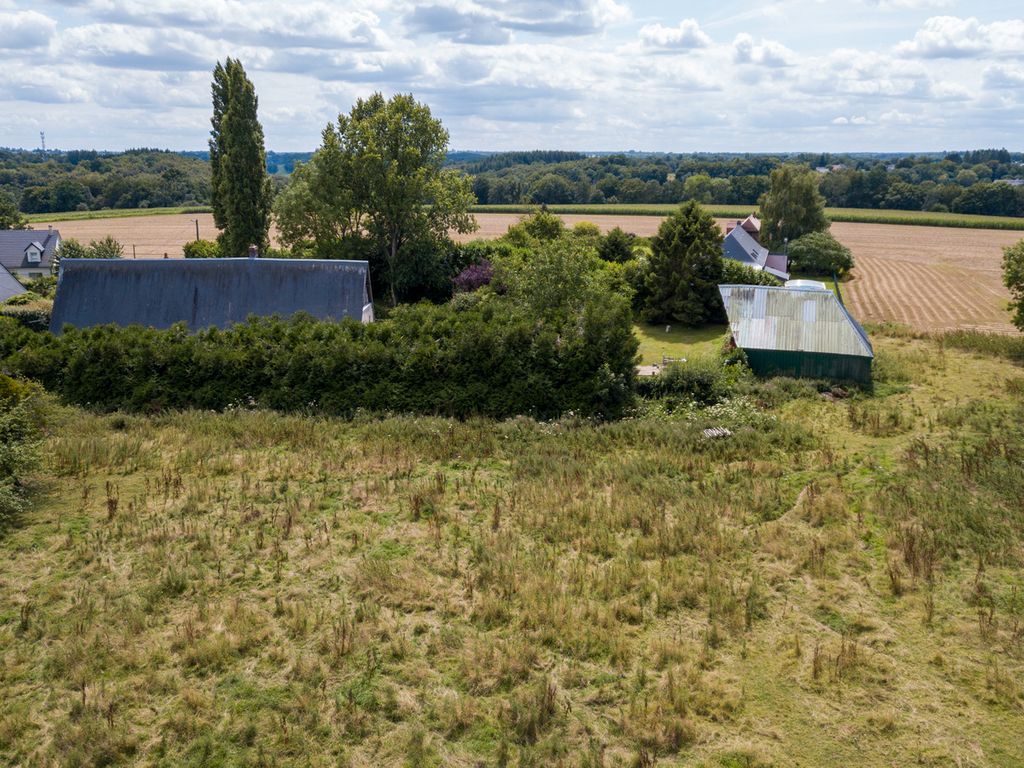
[1,0,1023,152]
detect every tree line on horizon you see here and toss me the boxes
[2,140,1024,218]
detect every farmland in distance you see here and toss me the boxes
[33,210,1021,333]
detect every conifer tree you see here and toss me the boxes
[641,201,725,326]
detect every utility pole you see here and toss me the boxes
[191,219,200,241]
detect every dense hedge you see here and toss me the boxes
[2,300,638,420]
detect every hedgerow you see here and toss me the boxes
[3,299,638,420]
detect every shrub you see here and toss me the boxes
[635,356,741,406]
[0,302,52,332]
[720,259,781,286]
[3,301,638,420]
[0,375,47,520]
[788,231,854,276]
[183,239,222,259]
[453,260,493,293]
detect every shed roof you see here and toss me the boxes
[0,229,60,270]
[0,263,27,304]
[51,258,372,333]
[719,284,873,358]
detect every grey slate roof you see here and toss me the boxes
[721,226,790,280]
[51,258,373,333]
[719,284,873,358]
[0,263,27,304]
[0,229,60,270]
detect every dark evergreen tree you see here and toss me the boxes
[640,201,725,326]
[597,226,635,263]
[211,59,272,257]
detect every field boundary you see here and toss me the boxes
[26,206,212,224]
[471,204,1024,231]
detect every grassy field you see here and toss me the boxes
[2,332,1023,767]
[634,323,729,365]
[471,204,1024,231]
[25,206,211,224]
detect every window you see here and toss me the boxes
[26,248,41,264]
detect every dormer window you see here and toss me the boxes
[26,247,41,264]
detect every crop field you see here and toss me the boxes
[2,334,1024,767]
[472,204,1024,231]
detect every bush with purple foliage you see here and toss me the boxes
[453,260,494,293]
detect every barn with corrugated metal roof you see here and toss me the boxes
[719,283,873,383]
[51,258,374,333]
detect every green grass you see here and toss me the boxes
[471,204,1024,231]
[2,335,1024,766]
[634,322,729,364]
[25,206,212,223]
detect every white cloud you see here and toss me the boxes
[0,10,58,49]
[639,19,711,49]
[896,16,1024,58]
[862,0,953,9]
[983,64,1024,90]
[732,33,796,67]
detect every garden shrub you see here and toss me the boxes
[634,356,742,406]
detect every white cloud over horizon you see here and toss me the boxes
[2,0,1023,152]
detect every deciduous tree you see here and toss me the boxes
[759,164,829,249]
[0,192,27,230]
[1004,239,1024,331]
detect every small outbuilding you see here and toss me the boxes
[51,257,374,333]
[719,284,874,383]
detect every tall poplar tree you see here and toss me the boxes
[209,59,272,257]
[208,59,235,232]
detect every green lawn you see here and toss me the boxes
[25,206,211,223]
[634,322,729,364]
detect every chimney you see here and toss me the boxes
[248,244,259,259]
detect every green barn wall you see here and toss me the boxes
[743,348,872,384]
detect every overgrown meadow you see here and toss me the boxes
[1,331,1023,767]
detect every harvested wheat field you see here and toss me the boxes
[36,211,1021,332]
[831,221,1020,334]
[34,213,283,259]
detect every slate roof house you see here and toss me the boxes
[0,263,27,304]
[51,258,374,333]
[721,223,790,281]
[719,283,873,383]
[0,227,61,278]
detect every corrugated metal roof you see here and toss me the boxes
[0,263,27,303]
[719,284,873,358]
[51,257,373,333]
